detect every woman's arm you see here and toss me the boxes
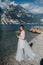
[16,31,20,37]
[17,31,25,40]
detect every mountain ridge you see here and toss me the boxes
[0,4,43,24]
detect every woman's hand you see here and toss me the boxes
[16,32,18,37]
[17,35,19,38]
[16,31,20,38]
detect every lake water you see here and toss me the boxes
[0,24,43,60]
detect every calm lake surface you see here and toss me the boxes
[0,24,43,59]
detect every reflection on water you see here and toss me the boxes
[0,32,17,59]
[0,24,41,59]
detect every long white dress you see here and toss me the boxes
[15,30,36,62]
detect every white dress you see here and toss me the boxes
[15,30,36,62]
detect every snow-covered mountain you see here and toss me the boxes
[0,4,35,24]
[0,3,43,24]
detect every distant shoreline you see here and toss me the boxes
[29,26,43,34]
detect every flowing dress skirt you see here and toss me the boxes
[15,39,36,62]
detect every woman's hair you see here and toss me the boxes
[20,25,24,30]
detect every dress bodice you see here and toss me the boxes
[18,30,25,40]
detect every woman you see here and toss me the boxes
[15,25,36,62]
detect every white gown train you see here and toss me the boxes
[15,30,36,62]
